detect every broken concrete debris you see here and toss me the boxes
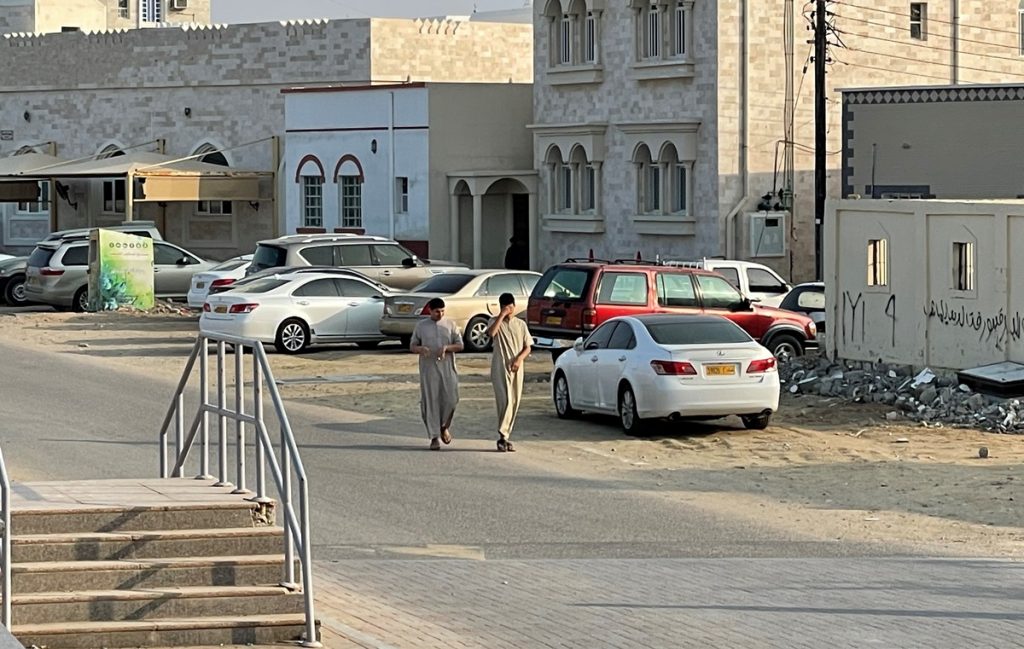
[780,356,1024,433]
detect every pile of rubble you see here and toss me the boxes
[113,299,195,317]
[781,356,1024,433]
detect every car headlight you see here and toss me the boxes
[808,321,817,336]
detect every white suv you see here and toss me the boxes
[663,258,792,307]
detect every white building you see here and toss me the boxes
[826,198,1024,370]
[283,82,536,267]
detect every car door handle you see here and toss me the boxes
[348,302,360,307]
[381,270,393,276]
[590,356,599,363]
[296,300,310,306]
[618,356,627,362]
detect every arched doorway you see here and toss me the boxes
[447,171,538,269]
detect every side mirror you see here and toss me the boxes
[177,257,190,266]
[730,298,753,312]
[402,256,418,268]
[573,337,585,352]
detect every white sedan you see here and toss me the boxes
[200,271,394,353]
[551,314,780,434]
[187,254,253,309]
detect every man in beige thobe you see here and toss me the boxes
[410,297,464,450]
[486,292,532,452]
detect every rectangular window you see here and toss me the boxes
[672,164,687,214]
[340,175,362,228]
[140,0,163,23]
[17,181,49,214]
[118,0,130,18]
[584,13,597,63]
[395,177,409,214]
[673,3,686,56]
[301,176,323,228]
[559,165,573,212]
[559,15,572,64]
[1019,11,1024,55]
[867,239,889,286]
[953,241,975,291]
[645,165,661,213]
[197,200,233,216]
[103,179,125,214]
[645,5,661,59]
[910,3,926,40]
[581,165,596,212]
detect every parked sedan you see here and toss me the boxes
[778,282,826,333]
[187,254,253,309]
[200,271,394,354]
[380,269,541,352]
[0,256,28,306]
[551,314,780,435]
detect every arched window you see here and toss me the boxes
[545,145,572,214]
[545,0,602,68]
[633,144,659,214]
[658,142,690,216]
[193,144,232,216]
[631,0,692,62]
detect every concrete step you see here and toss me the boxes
[12,503,268,535]
[13,614,316,649]
[12,555,289,593]
[12,527,285,563]
[12,586,304,625]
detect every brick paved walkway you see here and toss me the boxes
[314,558,1024,648]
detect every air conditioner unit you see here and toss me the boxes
[170,0,188,10]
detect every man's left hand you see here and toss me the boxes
[509,359,521,372]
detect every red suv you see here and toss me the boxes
[527,259,817,360]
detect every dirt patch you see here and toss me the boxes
[5,309,1024,556]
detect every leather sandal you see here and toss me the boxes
[430,437,441,451]
[441,427,453,445]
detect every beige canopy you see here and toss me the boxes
[9,151,270,204]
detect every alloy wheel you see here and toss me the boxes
[10,282,26,304]
[281,323,306,351]
[555,376,569,415]
[468,321,490,351]
[620,390,636,430]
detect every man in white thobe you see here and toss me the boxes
[486,292,532,452]
[410,298,464,450]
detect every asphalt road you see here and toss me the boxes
[0,335,906,561]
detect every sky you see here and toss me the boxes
[212,0,530,23]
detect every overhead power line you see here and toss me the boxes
[837,2,1024,39]
[838,28,1024,68]
[835,12,1024,55]
[842,43,1024,81]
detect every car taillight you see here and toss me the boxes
[40,267,64,276]
[228,303,259,314]
[210,278,235,288]
[582,308,597,330]
[420,304,432,315]
[746,357,778,374]
[650,360,697,376]
[202,303,211,312]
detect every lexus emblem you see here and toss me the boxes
[716,350,726,357]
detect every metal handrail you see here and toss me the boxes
[0,446,10,629]
[158,333,320,648]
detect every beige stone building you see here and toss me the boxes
[0,16,533,259]
[0,0,211,34]
[533,0,1024,282]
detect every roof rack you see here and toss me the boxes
[563,257,612,264]
[611,258,665,266]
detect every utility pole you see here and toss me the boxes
[813,0,827,281]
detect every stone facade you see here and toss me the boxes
[0,0,211,35]
[0,17,533,258]
[536,0,1024,281]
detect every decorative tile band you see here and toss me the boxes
[843,86,1024,105]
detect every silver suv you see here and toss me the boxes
[25,238,214,311]
[249,233,467,290]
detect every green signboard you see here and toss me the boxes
[87,229,155,311]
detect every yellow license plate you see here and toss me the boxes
[214,305,227,314]
[545,316,563,326]
[397,304,413,314]
[706,364,736,377]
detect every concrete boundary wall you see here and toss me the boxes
[826,198,1024,370]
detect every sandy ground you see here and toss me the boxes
[4,308,1024,557]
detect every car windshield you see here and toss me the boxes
[229,278,289,294]
[533,267,591,300]
[210,258,250,272]
[27,247,56,268]
[644,319,753,345]
[251,245,287,271]
[411,274,475,294]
